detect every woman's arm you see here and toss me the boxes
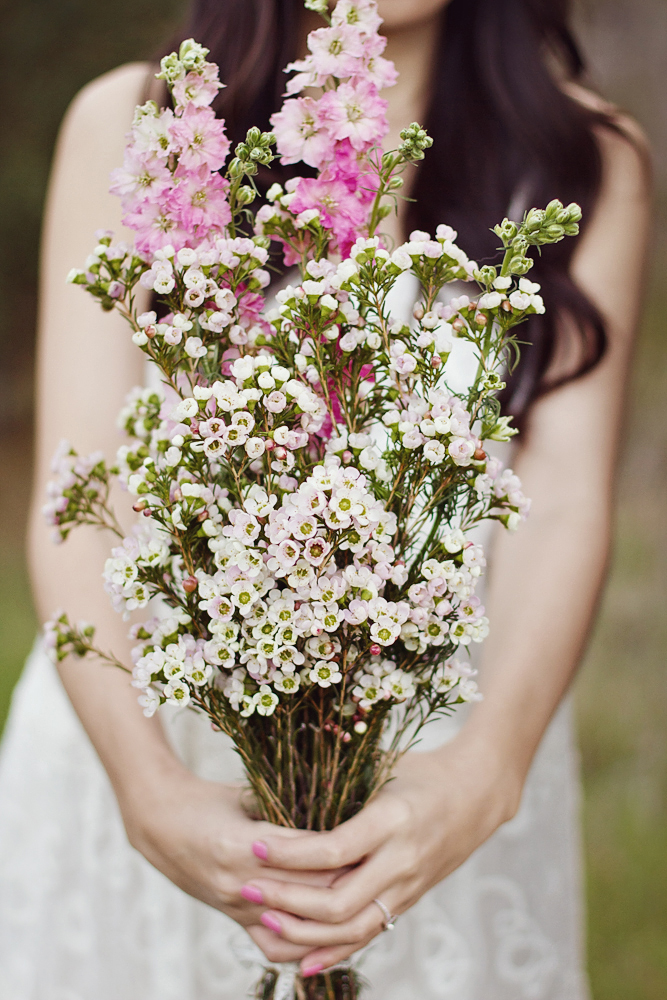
[235,122,653,975]
[27,65,330,967]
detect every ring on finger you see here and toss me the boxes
[372,897,398,932]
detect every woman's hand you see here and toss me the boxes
[239,733,523,976]
[119,764,344,966]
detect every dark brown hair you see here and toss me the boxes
[169,0,624,421]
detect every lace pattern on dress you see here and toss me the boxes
[0,642,589,999]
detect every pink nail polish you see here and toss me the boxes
[252,840,269,861]
[302,963,324,978]
[260,912,283,935]
[241,884,264,904]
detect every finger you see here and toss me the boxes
[246,924,311,965]
[301,942,374,979]
[242,849,400,924]
[264,865,351,889]
[254,798,394,872]
[257,901,383,948]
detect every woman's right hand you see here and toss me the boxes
[119,763,338,965]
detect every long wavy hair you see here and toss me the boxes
[165,0,624,421]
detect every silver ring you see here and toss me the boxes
[373,897,398,931]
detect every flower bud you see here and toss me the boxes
[236,185,256,206]
[183,576,198,594]
[370,643,381,656]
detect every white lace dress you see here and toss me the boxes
[0,279,591,1000]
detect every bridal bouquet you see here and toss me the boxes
[44,1,579,997]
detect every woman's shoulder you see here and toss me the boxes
[60,62,153,150]
[50,63,155,232]
[565,81,652,199]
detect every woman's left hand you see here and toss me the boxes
[240,732,523,976]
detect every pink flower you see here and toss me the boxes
[320,79,388,152]
[448,438,476,466]
[331,0,383,35]
[360,33,399,89]
[290,176,367,258]
[169,105,230,172]
[123,199,189,257]
[303,536,332,566]
[109,150,173,208]
[167,167,231,236]
[131,107,176,159]
[172,65,222,109]
[265,391,288,413]
[271,97,334,169]
[343,599,369,625]
[306,24,366,80]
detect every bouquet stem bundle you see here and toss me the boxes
[257,966,364,1000]
[43,2,580,996]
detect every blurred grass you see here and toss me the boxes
[0,1,665,997]
[0,426,37,727]
[0,0,187,423]
[576,227,667,999]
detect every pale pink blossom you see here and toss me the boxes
[169,105,231,172]
[123,200,189,257]
[166,167,231,236]
[320,80,388,151]
[271,97,333,169]
[130,106,175,158]
[109,150,172,206]
[302,24,366,81]
[264,391,288,413]
[172,65,222,109]
[331,0,383,35]
[360,33,399,89]
[290,176,367,257]
[448,438,476,466]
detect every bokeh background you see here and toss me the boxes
[0,1,665,995]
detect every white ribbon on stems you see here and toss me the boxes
[273,962,301,1000]
[233,930,359,998]
[233,935,303,999]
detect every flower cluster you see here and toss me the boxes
[268,0,396,256]
[125,458,487,720]
[43,440,118,543]
[48,0,581,862]
[109,39,230,256]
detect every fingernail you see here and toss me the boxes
[252,840,269,860]
[260,912,282,935]
[241,884,264,904]
[302,963,324,978]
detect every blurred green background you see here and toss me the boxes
[0,1,665,996]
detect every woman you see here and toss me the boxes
[0,0,650,997]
